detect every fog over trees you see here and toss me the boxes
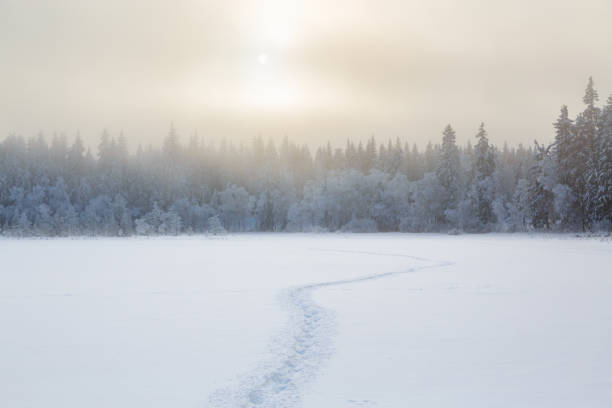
[1,78,611,236]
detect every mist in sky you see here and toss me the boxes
[1,0,611,149]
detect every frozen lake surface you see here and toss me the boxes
[1,234,611,407]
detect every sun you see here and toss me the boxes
[257,53,269,65]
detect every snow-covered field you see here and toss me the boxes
[1,234,611,407]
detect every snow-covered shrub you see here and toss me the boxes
[134,203,182,235]
[158,210,182,235]
[135,218,153,235]
[207,215,227,235]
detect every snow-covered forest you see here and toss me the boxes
[1,78,610,236]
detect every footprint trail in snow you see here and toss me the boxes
[208,249,450,408]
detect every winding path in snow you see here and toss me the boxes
[208,249,451,408]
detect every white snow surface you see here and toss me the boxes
[1,234,611,407]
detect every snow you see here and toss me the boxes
[1,234,611,407]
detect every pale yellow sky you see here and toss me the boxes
[1,0,611,149]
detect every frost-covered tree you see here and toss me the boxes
[469,123,496,228]
[528,142,555,229]
[554,105,575,187]
[593,95,612,226]
[207,215,226,235]
[401,173,444,232]
[215,185,250,231]
[436,125,462,225]
[572,77,601,228]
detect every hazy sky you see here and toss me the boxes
[1,0,611,149]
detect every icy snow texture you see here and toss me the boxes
[1,234,611,408]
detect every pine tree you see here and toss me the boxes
[408,143,423,181]
[436,125,462,222]
[528,142,554,229]
[474,123,495,179]
[424,141,437,173]
[389,138,402,174]
[162,123,181,160]
[553,105,574,186]
[98,129,111,168]
[472,123,496,226]
[576,77,601,228]
[68,134,86,176]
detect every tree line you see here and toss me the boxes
[0,78,610,236]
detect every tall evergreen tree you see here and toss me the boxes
[472,123,496,225]
[553,105,575,186]
[162,123,181,160]
[474,123,495,179]
[528,142,554,229]
[436,125,462,222]
[576,77,601,228]
[363,136,377,173]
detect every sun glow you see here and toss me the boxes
[246,57,299,110]
[257,53,269,65]
[265,24,294,47]
[185,2,313,113]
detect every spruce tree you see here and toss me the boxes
[576,77,601,228]
[436,125,462,222]
[528,142,554,229]
[472,123,496,225]
[553,105,574,187]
